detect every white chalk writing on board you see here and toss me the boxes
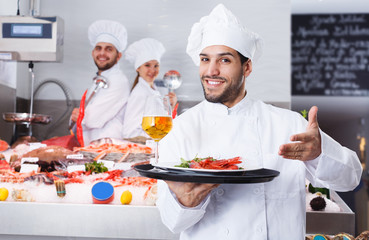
[292,14,369,96]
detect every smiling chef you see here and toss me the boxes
[70,20,130,145]
[156,4,362,240]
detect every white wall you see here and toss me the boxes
[0,0,18,15]
[7,0,290,103]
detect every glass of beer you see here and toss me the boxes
[142,94,173,164]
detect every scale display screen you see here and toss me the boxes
[12,24,42,37]
[2,23,52,38]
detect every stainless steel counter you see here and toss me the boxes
[0,202,179,240]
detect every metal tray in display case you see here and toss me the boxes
[306,191,355,235]
[3,112,52,125]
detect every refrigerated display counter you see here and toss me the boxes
[0,190,354,239]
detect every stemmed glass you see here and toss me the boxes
[142,95,173,164]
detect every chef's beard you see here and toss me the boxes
[201,74,244,104]
[95,56,119,72]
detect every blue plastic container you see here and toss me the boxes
[91,181,114,204]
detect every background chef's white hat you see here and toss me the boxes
[186,4,263,66]
[88,20,127,52]
[125,38,166,70]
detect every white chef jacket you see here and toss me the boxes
[122,77,161,138]
[82,64,130,145]
[156,95,362,240]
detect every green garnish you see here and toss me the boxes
[300,109,308,119]
[308,183,330,199]
[85,161,108,173]
[174,158,191,168]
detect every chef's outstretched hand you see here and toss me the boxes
[165,181,219,208]
[278,106,322,161]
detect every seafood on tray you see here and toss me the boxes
[0,139,158,205]
[22,145,74,161]
[74,142,152,154]
[0,154,11,170]
[0,163,157,190]
[175,156,243,170]
[0,140,9,152]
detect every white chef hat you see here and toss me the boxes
[186,4,263,66]
[125,38,166,70]
[88,20,127,52]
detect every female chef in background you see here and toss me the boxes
[122,38,177,139]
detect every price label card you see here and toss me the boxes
[67,165,86,173]
[29,143,47,151]
[97,160,115,170]
[67,154,84,159]
[113,162,132,170]
[21,157,39,164]
[20,164,39,173]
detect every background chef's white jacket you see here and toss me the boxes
[156,95,362,240]
[122,77,161,138]
[82,64,130,145]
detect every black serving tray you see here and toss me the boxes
[134,164,280,184]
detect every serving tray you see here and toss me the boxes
[134,164,280,184]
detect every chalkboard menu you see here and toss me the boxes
[292,14,369,96]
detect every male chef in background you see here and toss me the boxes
[156,4,362,239]
[70,20,130,145]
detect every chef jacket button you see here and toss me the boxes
[257,226,263,233]
[225,228,229,235]
[217,188,224,196]
[253,188,260,194]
